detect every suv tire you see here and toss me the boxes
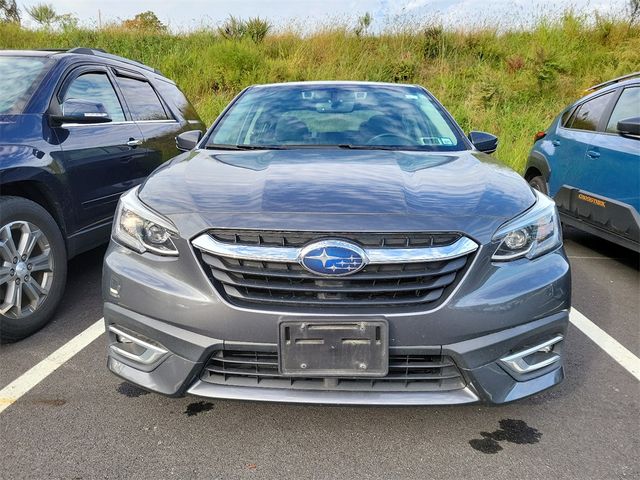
[0,197,67,343]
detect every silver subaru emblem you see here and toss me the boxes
[299,240,368,276]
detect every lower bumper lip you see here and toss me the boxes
[186,381,480,405]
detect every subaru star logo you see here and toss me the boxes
[299,240,367,276]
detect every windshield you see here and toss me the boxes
[206,84,469,151]
[0,56,51,114]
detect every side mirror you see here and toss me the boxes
[176,130,203,151]
[468,131,498,154]
[50,98,112,125]
[617,117,640,136]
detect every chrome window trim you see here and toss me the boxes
[192,234,478,265]
[60,119,179,127]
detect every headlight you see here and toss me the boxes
[492,190,562,261]
[113,187,179,256]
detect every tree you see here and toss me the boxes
[57,13,78,31]
[0,0,20,23]
[122,11,167,32]
[355,12,372,37]
[628,0,640,26]
[26,3,57,28]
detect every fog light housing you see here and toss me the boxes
[108,325,168,365]
[499,335,563,375]
[115,334,133,344]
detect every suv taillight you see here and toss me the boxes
[534,131,546,143]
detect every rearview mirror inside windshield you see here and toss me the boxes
[315,100,355,113]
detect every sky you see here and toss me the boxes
[19,0,629,31]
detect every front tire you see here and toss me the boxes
[528,175,549,195]
[0,197,67,343]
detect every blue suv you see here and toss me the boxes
[525,73,640,252]
[0,48,205,341]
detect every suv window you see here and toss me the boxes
[116,76,169,121]
[606,87,640,133]
[155,79,199,121]
[560,107,575,127]
[0,56,51,114]
[63,72,125,122]
[568,92,614,131]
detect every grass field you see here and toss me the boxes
[1,14,638,171]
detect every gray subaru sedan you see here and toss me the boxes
[102,81,570,405]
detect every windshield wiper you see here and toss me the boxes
[261,143,407,151]
[205,143,418,151]
[336,144,403,151]
[205,144,285,150]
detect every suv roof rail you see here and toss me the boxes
[586,72,640,92]
[67,47,106,55]
[64,47,163,75]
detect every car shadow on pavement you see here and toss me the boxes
[563,225,639,270]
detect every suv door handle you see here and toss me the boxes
[127,138,143,147]
[586,149,600,159]
[551,140,560,146]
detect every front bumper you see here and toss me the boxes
[105,302,567,405]
[103,239,571,405]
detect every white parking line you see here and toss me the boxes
[0,319,105,414]
[570,308,640,381]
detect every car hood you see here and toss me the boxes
[139,148,535,242]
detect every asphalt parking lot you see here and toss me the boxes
[0,226,638,480]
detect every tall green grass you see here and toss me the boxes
[1,14,638,171]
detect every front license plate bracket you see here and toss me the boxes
[278,320,389,377]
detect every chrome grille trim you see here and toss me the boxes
[192,234,478,264]
[193,231,477,310]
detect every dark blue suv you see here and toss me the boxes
[525,73,640,252]
[0,48,205,341]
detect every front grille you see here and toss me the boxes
[209,229,461,248]
[194,230,475,312]
[201,349,466,392]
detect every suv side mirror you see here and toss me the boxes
[468,131,498,154]
[176,130,203,151]
[50,98,112,125]
[617,117,640,136]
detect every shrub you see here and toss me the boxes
[0,13,637,173]
[218,15,247,40]
[246,17,271,43]
[421,25,445,59]
[506,55,526,73]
